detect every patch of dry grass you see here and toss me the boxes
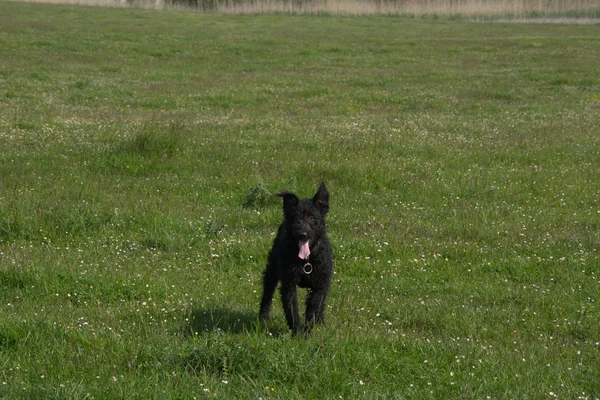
[216,0,600,18]
[9,0,600,19]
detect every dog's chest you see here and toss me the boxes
[298,272,312,288]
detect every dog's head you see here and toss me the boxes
[277,182,329,261]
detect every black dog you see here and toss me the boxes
[259,183,333,335]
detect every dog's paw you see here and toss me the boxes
[300,328,312,339]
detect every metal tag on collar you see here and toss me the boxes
[303,261,313,275]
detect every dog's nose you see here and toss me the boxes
[298,232,308,241]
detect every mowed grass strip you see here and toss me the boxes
[0,2,599,399]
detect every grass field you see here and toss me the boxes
[1,1,599,398]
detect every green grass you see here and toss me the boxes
[1,2,599,398]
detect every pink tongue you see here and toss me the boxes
[298,240,310,260]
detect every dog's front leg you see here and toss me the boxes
[280,282,301,334]
[259,265,279,321]
[305,286,328,332]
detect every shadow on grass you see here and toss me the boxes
[183,308,288,337]
[179,308,290,379]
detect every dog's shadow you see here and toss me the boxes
[184,308,288,336]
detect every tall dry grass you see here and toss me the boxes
[217,0,600,18]
[10,0,600,19]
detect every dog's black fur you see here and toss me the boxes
[259,182,333,336]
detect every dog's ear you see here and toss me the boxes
[277,191,299,213]
[312,182,329,215]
